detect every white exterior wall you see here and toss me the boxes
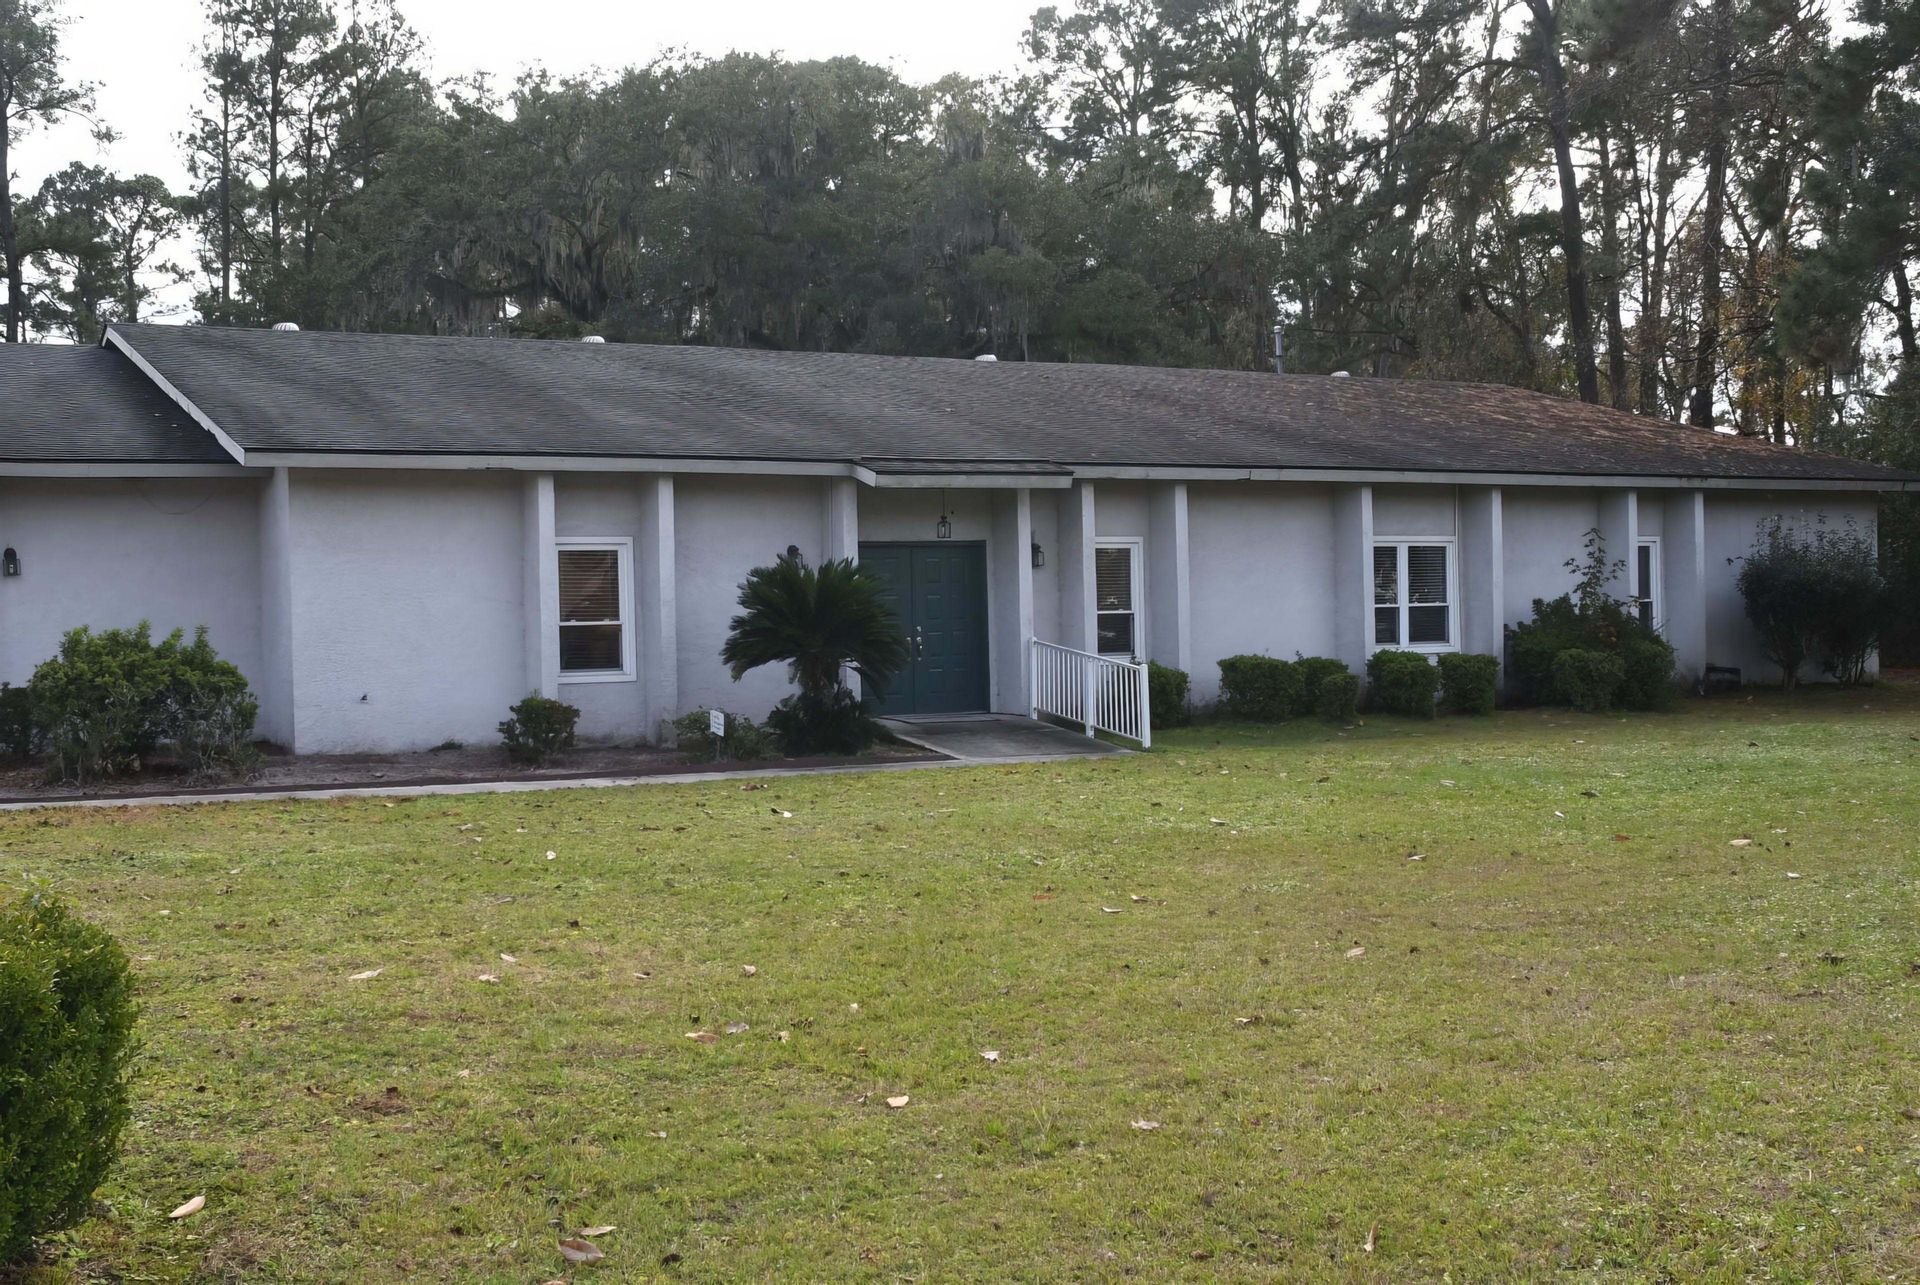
[284,471,526,753]
[1502,488,1604,623]
[674,475,824,719]
[1185,481,1341,702]
[0,477,265,698]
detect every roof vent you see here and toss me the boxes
[974,353,998,362]
[1330,370,1351,378]
[580,335,607,344]
[271,321,300,332]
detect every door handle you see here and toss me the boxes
[915,626,925,659]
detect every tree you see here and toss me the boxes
[0,0,93,342]
[721,553,909,755]
[27,165,183,341]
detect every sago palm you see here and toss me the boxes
[722,553,910,701]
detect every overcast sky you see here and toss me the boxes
[14,0,1044,320]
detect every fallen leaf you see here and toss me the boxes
[476,973,499,983]
[499,953,517,964]
[1612,834,1631,842]
[885,1095,910,1109]
[1364,1222,1378,1253]
[557,1237,604,1263]
[725,1022,750,1035]
[633,971,652,980]
[771,808,794,818]
[1101,906,1123,914]
[1406,853,1424,862]
[1344,946,1367,958]
[456,1069,472,1078]
[1208,817,1227,826]
[741,964,757,976]
[776,1030,790,1043]
[1579,789,1599,798]
[1786,872,1803,880]
[347,968,383,982]
[1131,1119,1162,1131]
[648,1130,668,1138]
[578,1225,616,1237]
[545,850,557,861]
[1553,810,1566,819]
[685,1030,718,1044]
[167,1195,205,1220]
[981,1050,1000,1063]
[1130,894,1147,902]
[1729,838,1754,847]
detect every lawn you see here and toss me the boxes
[7,685,1920,1282]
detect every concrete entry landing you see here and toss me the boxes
[880,714,1127,762]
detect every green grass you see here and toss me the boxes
[7,684,1920,1282]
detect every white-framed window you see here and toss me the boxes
[556,538,635,682]
[1095,538,1144,658]
[1634,537,1662,632]
[1372,541,1456,651]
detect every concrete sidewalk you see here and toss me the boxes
[879,715,1127,761]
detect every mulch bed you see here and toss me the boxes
[0,740,946,805]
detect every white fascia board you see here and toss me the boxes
[865,472,1074,490]
[239,451,855,476]
[101,329,250,466]
[0,461,262,478]
[1068,464,1915,493]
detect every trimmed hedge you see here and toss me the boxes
[0,683,39,763]
[1551,649,1627,712]
[1437,653,1499,716]
[0,893,137,1266]
[1217,655,1300,722]
[1619,639,1676,710]
[1147,661,1190,728]
[1315,671,1360,723]
[499,694,580,764]
[1366,649,1438,718]
[1292,656,1351,717]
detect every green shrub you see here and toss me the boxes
[1146,662,1190,729]
[671,709,780,761]
[1366,650,1439,718]
[766,687,884,756]
[0,892,138,1265]
[0,683,40,763]
[1618,638,1677,710]
[1508,593,1672,709]
[498,694,580,765]
[1437,653,1500,715]
[1315,671,1360,723]
[25,624,259,784]
[1551,649,1627,712]
[161,628,259,778]
[1217,655,1301,721]
[1292,656,1350,717]
[1737,519,1891,687]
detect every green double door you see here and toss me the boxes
[859,542,990,716]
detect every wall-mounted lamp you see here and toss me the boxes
[785,544,801,561]
[935,489,952,540]
[1031,542,1045,569]
[1,548,17,578]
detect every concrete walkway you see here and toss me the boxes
[879,714,1126,762]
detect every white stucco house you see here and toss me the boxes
[2,324,1913,753]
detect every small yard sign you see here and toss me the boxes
[709,709,726,738]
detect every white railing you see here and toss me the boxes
[1030,639,1151,748]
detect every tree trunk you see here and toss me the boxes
[1596,128,1630,408]
[1526,0,1600,403]
[0,123,17,343]
[1893,262,1918,361]
[1688,0,1732,428]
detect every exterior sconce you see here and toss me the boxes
[1031,542,1044,569]
[936,489,952,540]
[785,544,801,560]
[1,548,16,577]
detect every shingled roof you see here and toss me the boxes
[0,343,232,465]
[96,323,1919,486]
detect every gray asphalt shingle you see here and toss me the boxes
[84,324,1920,485]
[0,343,230,464]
